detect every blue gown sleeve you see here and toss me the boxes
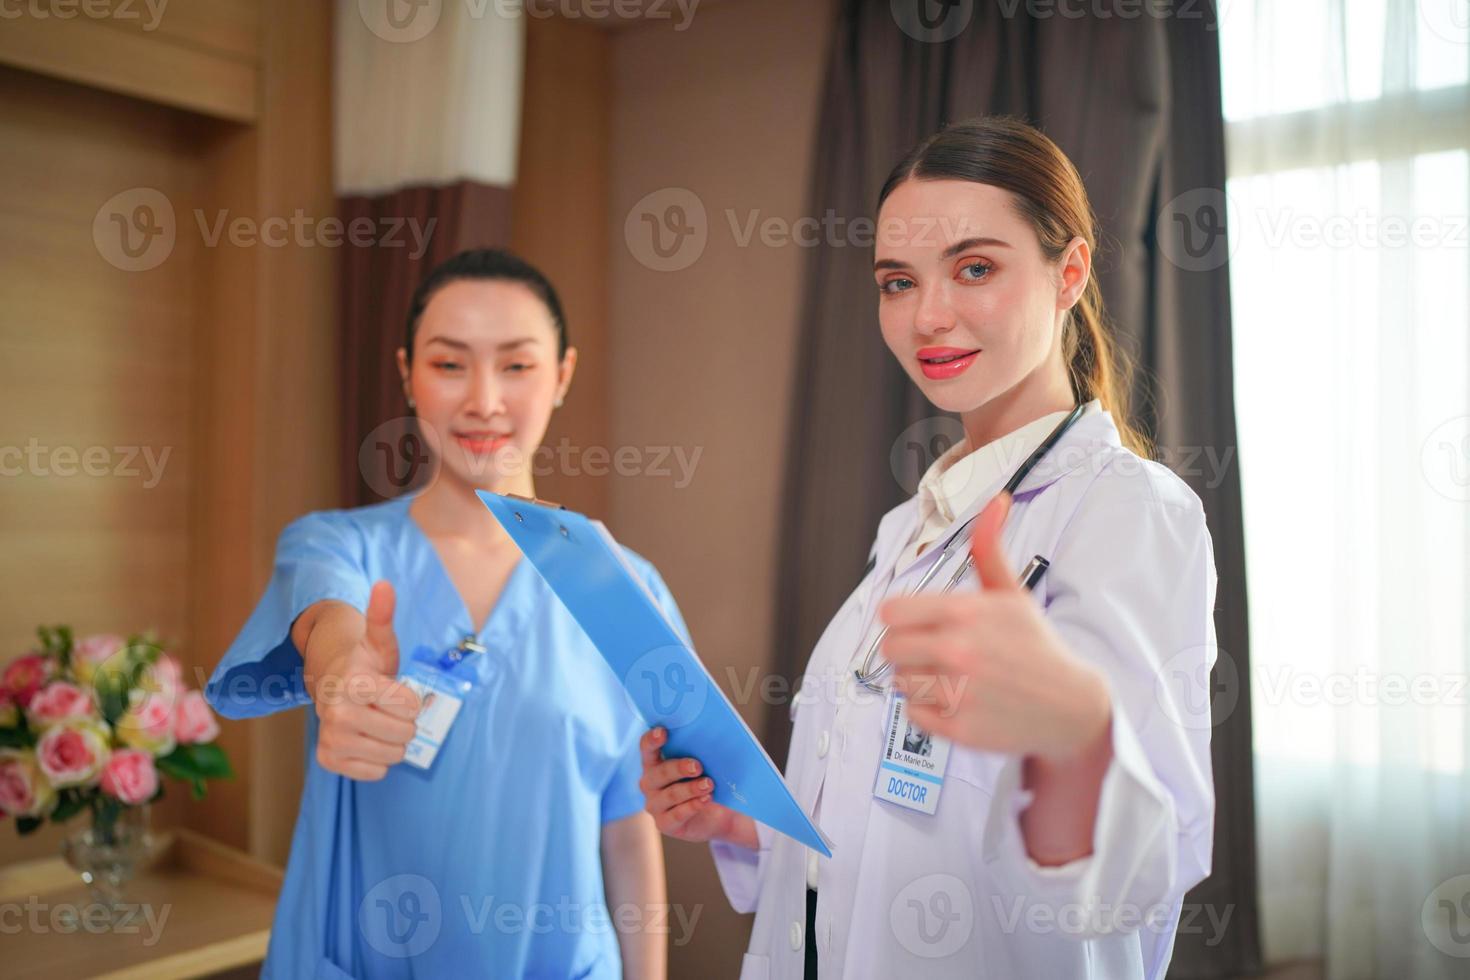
[205,511,373,720]
[599,552,693,825]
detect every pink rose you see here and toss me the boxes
[144,653,184,699]
[173,690,220,745]
[26,681,97,730]
[36,721,111,788]
[0,750,55,818]
[99,749,158,805]
[72,634,126,684]
[117,691,176,755]
[2,654,54,708]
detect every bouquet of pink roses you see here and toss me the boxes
[0,626,233,836]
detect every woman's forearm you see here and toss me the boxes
[1019,717,1112,866]
[291,600,363,700]
[601,811,668,980]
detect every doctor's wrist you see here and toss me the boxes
[715,812,759,852]
[1037,664,1113,764]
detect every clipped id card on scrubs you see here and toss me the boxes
[399,638,488,769]
[874,692,951,815]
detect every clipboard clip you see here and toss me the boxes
[503,492,567,511]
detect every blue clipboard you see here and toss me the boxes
[478,490,832,857]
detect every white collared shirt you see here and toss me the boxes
[897,402,1097,569]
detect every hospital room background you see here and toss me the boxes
[0,1,1466,977]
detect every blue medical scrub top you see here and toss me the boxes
[205,496,688,980]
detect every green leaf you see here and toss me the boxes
[50,789,88,824]
[35,625,75,665]
[17,816,43,835]
[189,778,206,800]
[0,726,33,750]
[159,742,234,781]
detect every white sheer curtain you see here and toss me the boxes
[1220,1,1470,977]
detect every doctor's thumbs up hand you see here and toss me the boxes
[296,580,422,781]
[638,727,760,851]
[878,493,1112,762]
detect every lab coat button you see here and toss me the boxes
[790,920,803,951]
[816,730,830,758]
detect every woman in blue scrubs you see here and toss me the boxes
[207,248,681,979]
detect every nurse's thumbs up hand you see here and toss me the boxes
[878,493,1112,762]
[299,580,422,781]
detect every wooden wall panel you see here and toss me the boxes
[0,0,259,122]
[184,0,338,863]
[0,63,202,865]
[0,0,335,870]
[510,14,612,518]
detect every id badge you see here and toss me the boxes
[873,691,951,815]
[398,637,487,770]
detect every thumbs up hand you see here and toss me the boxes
[877,493,1112,761]
[304,580,423,781]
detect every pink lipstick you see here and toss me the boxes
[916,346,981,381]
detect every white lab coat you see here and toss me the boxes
[712,408,1217,980]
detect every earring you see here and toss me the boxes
[406,396,416,410]
[554,397,564,409]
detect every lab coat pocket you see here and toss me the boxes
[945,746,1005,794]
[738,952,771,980]
[942,747,1008,851]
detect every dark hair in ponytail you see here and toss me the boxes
[878,116,1150,456]
[404,248,569,363]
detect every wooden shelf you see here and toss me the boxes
[0,829,282,980]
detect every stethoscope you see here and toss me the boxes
[852,402,1087,694]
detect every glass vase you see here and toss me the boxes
[60,802,154,924]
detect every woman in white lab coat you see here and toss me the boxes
[640,116,1217,979]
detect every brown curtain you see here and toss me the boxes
[768,2,1259,975]
[337,181,514,508]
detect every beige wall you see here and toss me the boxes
[605,0,836,972]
